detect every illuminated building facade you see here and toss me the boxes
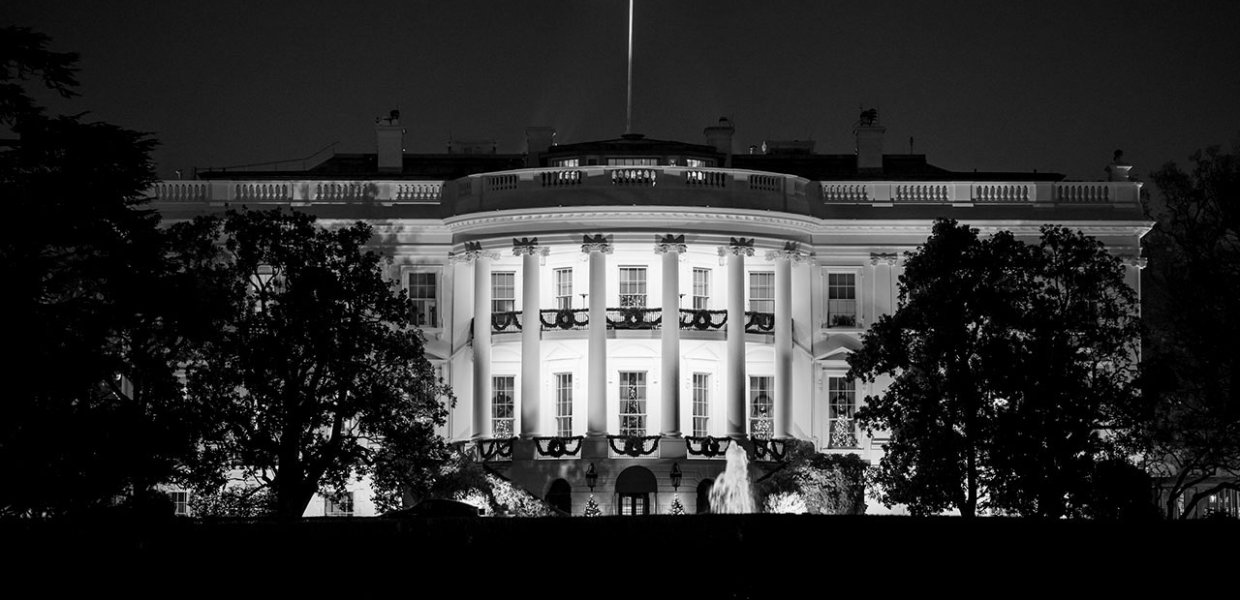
[151,111,1148,516]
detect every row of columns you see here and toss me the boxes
[456,235,810,441]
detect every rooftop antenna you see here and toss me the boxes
[626,0,634,134]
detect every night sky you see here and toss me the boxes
[9,1,1240,182]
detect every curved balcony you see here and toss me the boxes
[485,309,774,334]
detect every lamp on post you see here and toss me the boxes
[670,462,682,491]
[580,293,588,309]
[585,462,598,492]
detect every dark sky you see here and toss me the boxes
[9,0,1240,181]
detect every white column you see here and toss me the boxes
[724,238,754,438]
[456,242,496,440]
[871,252,898,319]
[515,238,542,439]
[656,235,686,437]
[583,235,612,437]
[768,242,809,440]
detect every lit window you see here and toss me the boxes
[686,158,708,168]
[692,373,710,437]
[554,268,574,310]
[619,371,646,436]
[555,373,573,437]
[493,376,515,438]
[749,272,774,313]
[607,157,658,166]
[692,268,711,310]
[828,377,857,448]
[749,376,773,439]
[408,272,438,328]
[619,494,649,515]
[492,272,515,313]
[827,273,858,328]
[169,491,188,516]
[619,267,647,308]
[325,492,353,517]
[554,158,579,167]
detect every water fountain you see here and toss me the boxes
[708,442,755,513]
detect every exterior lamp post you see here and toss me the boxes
[670,463,682,491]
[585,462,598,492]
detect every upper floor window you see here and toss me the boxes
[554,268,574,310]
[685,158,713,168]
[692,268,711,310]
[619,371,647,436]
[492,272,515,313]
[749,376,773,439]
[827,272,858,328]
[408,272,439,328]
[749,272,774,313]
[553,158,579,167]
[827,377,858,449]
[619,267,647,308]
[493,375,515,438]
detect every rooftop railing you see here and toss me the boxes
[145,167,1140,208]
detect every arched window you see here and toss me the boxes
[697,479,714,514]
[546,479,571,515]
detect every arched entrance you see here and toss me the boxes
[615,466,657,516]
[697,479,714,514]
[546,478,571,514]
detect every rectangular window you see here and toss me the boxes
[554,268,574,310]
[619,267,647,308]
[828,377,857,448]
[555,373,573,437]
[749,272,774,313]
[553,158,579,167]
[685,158,712,168]
[827,273,858,328]
[169,491,188,516]
[493,376,515,438]
[692,373,710,437]
[492,272,515,313]
[692,268,711,310]
[408,272,438,328]
[619,371,647,436]
[607,157,658,166]
[749,376,773,439]
[325,492,353,517]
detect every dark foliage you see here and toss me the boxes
[848,219,1141,517]
[1141,143,1240,518]
[176,208,451,518]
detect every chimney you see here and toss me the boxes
[1106,149,1132,181]
[854,108,885,174]
[703,117,736,165]
[525,126,556,168]
[375,109,404,173]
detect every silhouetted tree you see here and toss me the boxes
[1141,143,1240,518]
[0,26,205,517]
[848,219,1140,517]
[177,208,450,518]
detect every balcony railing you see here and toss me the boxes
[487,308,778,333]
[820,180,1140,205]
[146,171,1140,214]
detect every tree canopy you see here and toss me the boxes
[0,26,207,517]
[177,208,451,518]
[848,219,1142,518]
[1141,143,1240,518]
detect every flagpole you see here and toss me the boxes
[626,0,633,134]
